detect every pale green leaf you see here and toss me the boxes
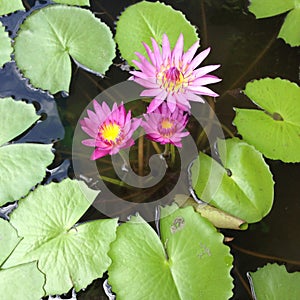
[248,264,300,299]
[14,5,115,94]
[0,97,39,146]
[233,78,300,162]
[0,219,21,266]
[115,1,198,66]
[0,219,45,300]
[0,262,45,300]
[108,206,233,299]
[278,8,300,46]
[0,23,12,67]
[0,98,54,206]
[174,194,248,230]
[191,138,274,223]
[248,0,294,18]
[3,179,118,296]
[0,0,25,16]
[53,0,90,6]
[0,144,54,205]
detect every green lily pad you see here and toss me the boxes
[248,0,300,46]
[0,219,45,300]
[191,138,274,223]
[0,218,21,265]
[53,0,90,6]
[0,262,45,299]
[0,98,54,206]
[0,23,12,67]
[115,1,198,66]
[0,97,39,146]
[14,5,115,94]
[278,8,300,47]
[3,178,118,296]
[248,264,300,299]
[108,205,233,299]
[0,0,25,16]
[233,78,300,162]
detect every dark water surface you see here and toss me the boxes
[0,0,299,299]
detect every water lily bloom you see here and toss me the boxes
[80,100,141,160]
[141,103,189,147]
[130,33,221,113]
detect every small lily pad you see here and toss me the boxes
[191,138,274,223]
[0,23,12,67]
[115,1,198,66]
[14,5,115,94]
[248,264,300,299]
[0,98,54,206]
[248,0,300,46]
[3,178,118,296]
[0,0,25,16]
[108,205,233,299]
[0,219,45,300]
[233,78,300,162]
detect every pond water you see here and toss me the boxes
[0,0,299,299]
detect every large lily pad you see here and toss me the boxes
[115,1,198,66]
[0,98,54,206]
[108,205,233,299]
[14,5,115,94]
[248,264,300,299]
[0,0,25,16]
[248,0,300,46]
[0,219,45,300]
[3,178,118,296]
[233,78,300,163]
[191,138,274,223]
[0,23,12,67]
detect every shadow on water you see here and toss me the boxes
[0,0,299,299]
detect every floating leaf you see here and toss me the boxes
[174,194,248,230]
[0,97,39,146]
[233,78,300,162]
[248,264,300,299]
[0,23,12,67]
[14,5,115,94]
[0,0,25,16]
[53,0,90,6]
[0,218,21,264]
[248,0,300,46]
[191,138,274,223]
[0,262,45,299]
[0,98,54,206]
[278,8,300,47]
[115,1,198,66]
[108,205,233,299]
[3,178,118,296]
[0,219,45,300]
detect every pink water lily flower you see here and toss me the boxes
[80,100,141,160]
[142,102,189,147]
[130,33,221,113]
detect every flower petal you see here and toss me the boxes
[186,47,211,73]
[187,86,219,97]
[162,33,171,61]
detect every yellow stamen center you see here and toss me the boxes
[161,119,174,129]
[100,123,121,142]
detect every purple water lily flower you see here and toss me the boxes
[130,33,221,113]
[80,100,141,160]
[142,103,189,147]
